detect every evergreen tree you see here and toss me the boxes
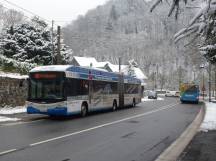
[0,17,73,73]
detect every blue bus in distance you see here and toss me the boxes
[180,83,199,104]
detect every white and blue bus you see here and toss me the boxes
[26,65,141,116]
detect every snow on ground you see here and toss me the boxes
[0,71,28,79]
[200,102,216,132]
[157,97,164,100]
[0,106,26,115]
[142,97,164,102]
[0,116,20,122]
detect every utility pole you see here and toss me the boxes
[56,25,61,65]
[156,64,158,90]
[154,72,156,90]
[119,57,121,72]
[179,66,182,90]
[51,20,54,64]
[118,57,124,108]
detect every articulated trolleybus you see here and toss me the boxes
[26,65,141,116]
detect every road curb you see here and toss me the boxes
[155,103,205,161]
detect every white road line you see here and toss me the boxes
[30,103,179,146]
[0,149,17,156]
[0,102,179,156]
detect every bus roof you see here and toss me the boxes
[30,65,72,72]
[30,65,107,73]
[30,65,141,84]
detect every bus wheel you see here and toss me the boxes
[112,101,117,111]
[81,103,88,117]
[132,98,136,107]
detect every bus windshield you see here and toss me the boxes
[28,72,65,103]
[185,85,199,93]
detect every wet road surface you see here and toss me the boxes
[0,97,202,161]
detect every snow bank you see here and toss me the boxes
[157,97,164,100]
[200,102,216,132]
[0,106,26,115]
[142,97,154,102]
[142,97,164,102]
[0,116,20,122]
[0,71,28,79]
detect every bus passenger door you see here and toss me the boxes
[89,80,93,109]
[92,81,104,109]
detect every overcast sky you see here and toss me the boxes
[1,0,108,26]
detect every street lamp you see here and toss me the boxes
[208,63,212,102]
[192,66,196,82]
[200,64,205,101]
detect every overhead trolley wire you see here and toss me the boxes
[1,0,52,23]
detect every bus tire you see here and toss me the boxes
[132,98,136,107]
[81,103,88,117]
[112,100,117,111]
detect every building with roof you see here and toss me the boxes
[70,56,98,67]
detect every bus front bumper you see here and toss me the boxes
[27,106,68,116]
[180,96,199,103]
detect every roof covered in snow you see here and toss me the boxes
[107,63,147,80]
[133,67,148,80]
[73,56,98,67]
[93,61,110,68]
[105,63,128,73]
[30,65,72,72]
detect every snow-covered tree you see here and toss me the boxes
[0,17,73,73]
[151,0,216,64]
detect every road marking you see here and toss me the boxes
[0,102,179,156]
[30,103,179,146]
[0,149,17,156]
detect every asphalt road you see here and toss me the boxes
[0,97,202,161]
